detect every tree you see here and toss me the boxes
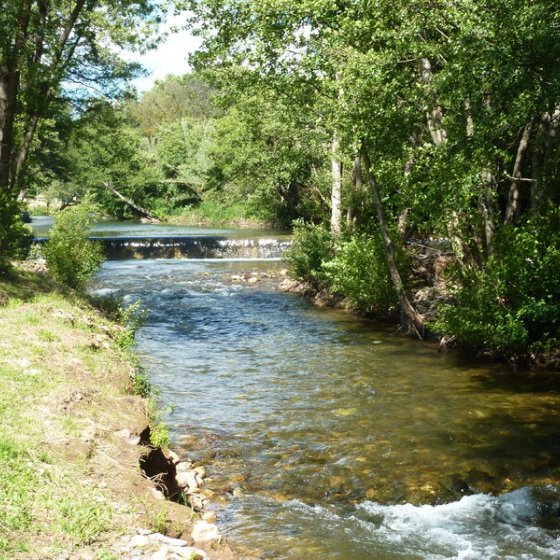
[0,0,171,267]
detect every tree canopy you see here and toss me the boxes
[2,0,559,363]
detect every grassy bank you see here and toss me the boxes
[164,201,273,229]
[0,268,230,560]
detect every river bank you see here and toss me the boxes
[0,266,239,560]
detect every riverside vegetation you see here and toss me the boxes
[1,3,559,360]
[0,206,237,559]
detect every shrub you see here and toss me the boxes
[434,212,560,362]
[284,219,332,283]
[0,194,31,272]
[44,202,104,289]
[323,233,399,313]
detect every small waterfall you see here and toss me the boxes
[34,235,291,260]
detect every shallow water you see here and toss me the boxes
[91,258,560,559]
[30,215,287,239]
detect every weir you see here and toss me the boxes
[34,235,291,260]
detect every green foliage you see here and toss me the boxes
[171,198,254,225]
[323,234,398,312]
[0,195,31,272]
[44,202,104,290]
[435,213,560,361]
[284,219,332,284]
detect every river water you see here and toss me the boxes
[90,252,560,559]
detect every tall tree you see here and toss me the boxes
[0,0,170,267]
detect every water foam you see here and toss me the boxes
[356,487,560,559]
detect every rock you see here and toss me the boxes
[32,258,48,274]
[176,461,193,473]
[278,278,312,295]
[150,549,168,560]
[278,278,299,292]
[313,293,329,307]
[127,534,151,548]
[232,487,244,498]
[151,488,166,500]
[167,450,181,464]
[176,470,198,490]
[202,510,217,523]
[173,548,208,559]
[187,492,207,511]
[192,521,221,543]
[151,534,189,547]
[247,276,259,284]
[193,466,206,479]
[114,428,131,440]
[114,428,141,445]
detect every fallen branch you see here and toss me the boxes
[103,182,160,222]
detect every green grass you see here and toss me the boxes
[0,274,130,557]
[0,267,181,558]
[167,199,268,227]
[0,268,57,303]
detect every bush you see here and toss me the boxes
[0,194,31,272]
[44,202,104,289]
[323,233,399,313]
[283,219,332,283]
[434,213,560,362]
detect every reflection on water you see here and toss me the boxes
[30,215,288,239]
[91,259,560,559]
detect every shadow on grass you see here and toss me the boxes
[0,266,56,303]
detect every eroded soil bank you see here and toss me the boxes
[0,267,242,560]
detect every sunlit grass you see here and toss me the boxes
[0,273,129,558]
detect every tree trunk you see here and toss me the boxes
[479,167,496,254]
[103,182,160,222]
[0,66,21,191]
[361,147,424,335]
[504,122,533,225]
[330,132,342,236]
[397,208,410,241]
[531,108,560,211]
[346,155,362,226]
[0,68,13,189]
[419,58,447,147]
[12,0,88,194]
[0,1,31,191]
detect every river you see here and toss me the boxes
[63,217,560,560]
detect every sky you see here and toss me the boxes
[126,12,202,93]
